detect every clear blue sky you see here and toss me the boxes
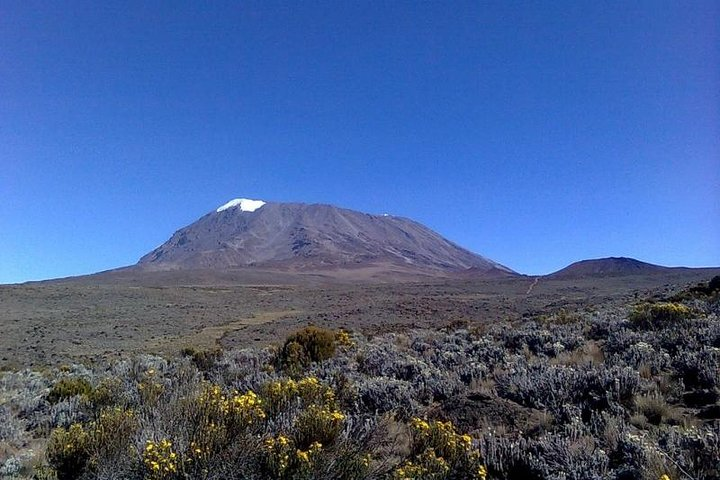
[1,1,718,283]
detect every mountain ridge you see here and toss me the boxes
[546,256,671,279]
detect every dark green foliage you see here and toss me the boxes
[181,346,223,371]
[45,424,90,480]
[87,377,122,410]
[629,302,692,329]
[279,325,337,371]
[47,377,92,404]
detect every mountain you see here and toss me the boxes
[546,257,669,279]
[137,198,516,277]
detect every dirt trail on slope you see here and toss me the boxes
[526,277,539,295]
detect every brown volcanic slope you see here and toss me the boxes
[137,200,516,277]
[547,257,672,279]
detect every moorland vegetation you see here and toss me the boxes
[1,278,719,479]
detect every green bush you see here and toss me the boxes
[181,346,223,371]
[46,423,90,480]
[279,326,337,371]
[629,302,692,329]
[45,408,137,480]
[87,377,122,410]
[47,377,92,404]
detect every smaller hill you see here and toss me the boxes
[547,257,669,279]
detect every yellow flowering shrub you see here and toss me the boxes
[143,439,179,480]
[180,383,267,465]
[393,448,450,479]
[263,434,323,479]
[46,423,91,480]
[263,434,292,476]
[182,420,226,473]
[195,383,266,432]
[393,418,487,480]
[46,407,137,480]
[263,376,337,413]
[294,403,346,448]
[629,302,692,328]
[91,407,138,459]
[138,368,165,405]
[335,329,355,348]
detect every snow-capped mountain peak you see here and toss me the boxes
[216,198,266,213]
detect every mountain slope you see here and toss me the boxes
[138,199,515,276]
[546,257,669,279]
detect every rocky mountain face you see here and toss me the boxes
[138,199,515,276]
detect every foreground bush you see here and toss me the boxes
[629,302,692,329]
[38,371,488,479]
[46,408,138,479]
[393,418,487,479]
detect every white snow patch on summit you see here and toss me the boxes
[216,198,266,213]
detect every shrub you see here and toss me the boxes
[262,376,336,415]
[191,383,266,443]
[629,302,692,329]
[46,423,90,480]
[293,403,346,448]
[279,326,337,371]
[393,418,487,479]
[336,329,356,347]
[0,457,23,477]
[633,392,679,426]
[143,439,179,480]
[47,377,92,404]
[87,377,123,411]
[262,434,323,480]
[137,370,165,406]
[672,347,720,390]
[45,407,138,480]
[181,346,223,371]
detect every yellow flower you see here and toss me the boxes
[297,449,310,462]
[410,417,431,435]
[477,465,488,479]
